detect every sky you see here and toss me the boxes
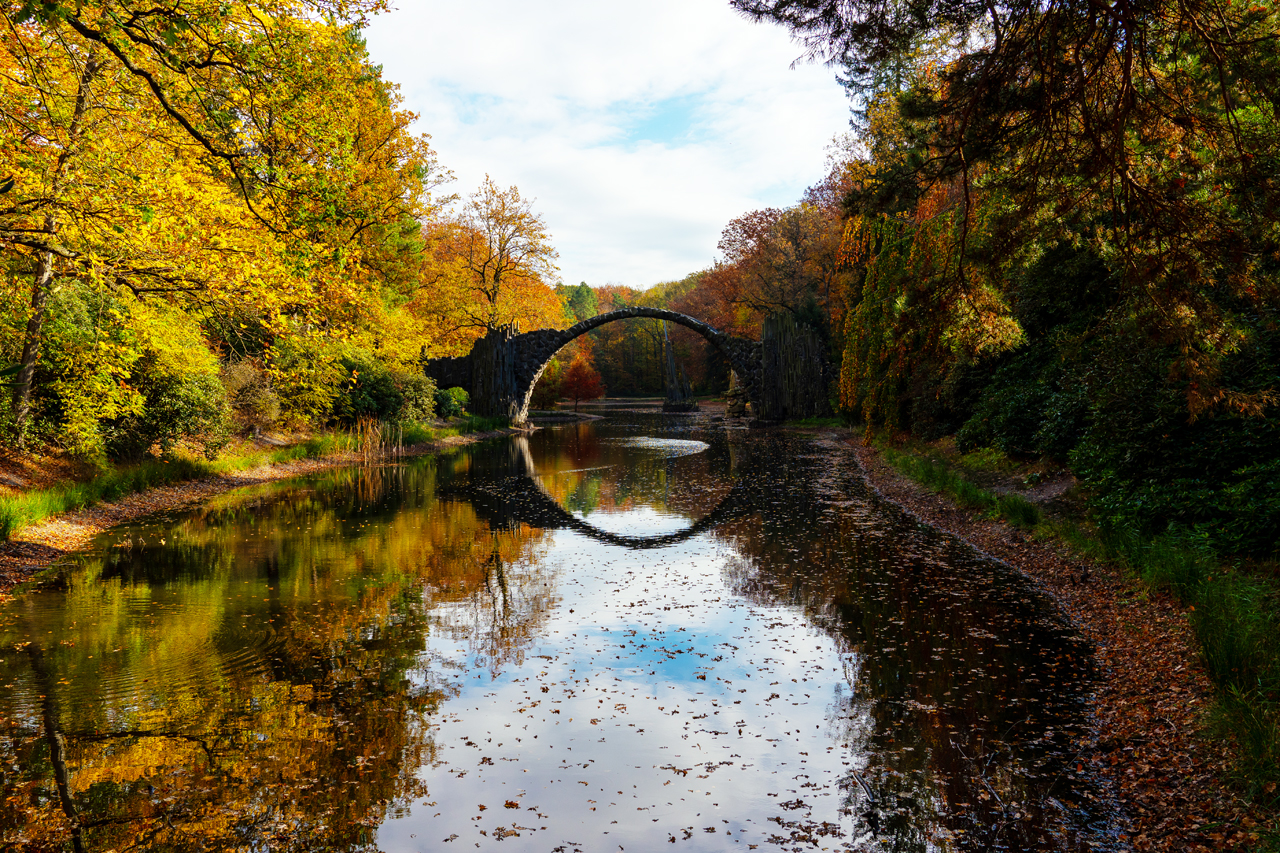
[361,0,853,289]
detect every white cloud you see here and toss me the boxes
[364,0,851,287]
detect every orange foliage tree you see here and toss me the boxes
[560,355,604,411]
[428,176,564,334]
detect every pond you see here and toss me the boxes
[0,412,1124,852]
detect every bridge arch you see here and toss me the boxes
[423,307,762,424]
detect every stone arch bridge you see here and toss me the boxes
[423,307,764,424]
[423,307,834,424]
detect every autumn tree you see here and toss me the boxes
[0,33,96,436]
[435,176,562,332]
[556,281,599,323]
[1,3,450,451]
[0,14,272,447]
[560,354,604,411]
[735,0,1280,557]
[528,364,562,410]
[734,0,1280,415]
[716,203,846,329]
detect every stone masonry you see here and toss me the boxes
[422,307,764,424]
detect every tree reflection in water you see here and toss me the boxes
[715,433,1110,851]
[0,418,1121,852]
[0,453,553,851]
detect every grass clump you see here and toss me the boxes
[880,445,1042,529]
[1193,574,1280,806]
[0,456,220,539]
[997,493,1043,529]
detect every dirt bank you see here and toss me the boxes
[0,428,524,598]
[848,435,1263,852]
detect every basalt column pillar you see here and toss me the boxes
[469,325,522,422]
[755,313,832,422]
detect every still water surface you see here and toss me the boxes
[0,413,1122,851]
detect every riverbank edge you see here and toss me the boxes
[0,426,530,599]
[0,418,1263,847]
[843,432,1265,852]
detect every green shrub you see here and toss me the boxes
[396,372,437,422]
[1067,325,1280,558]
[332,354,402,424]
[435,386,470,418]
[955,346,1087,460]
[104,358,231,461]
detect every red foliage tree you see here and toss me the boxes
[560,355,604,411]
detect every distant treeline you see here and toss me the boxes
[587,0,1280,559]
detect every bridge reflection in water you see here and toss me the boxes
[441,435,756,550]
[0,415,1120,853]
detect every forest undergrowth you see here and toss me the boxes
[874,435,1280,845]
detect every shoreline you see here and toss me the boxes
[0,427,525,598]
[846,434,1261,852]
[0,407,655,595]
[0,417,1265,848]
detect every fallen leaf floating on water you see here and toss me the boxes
[0,423,1208,850]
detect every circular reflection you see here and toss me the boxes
[442,437,747,550]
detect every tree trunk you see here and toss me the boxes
[28,644,86,853]
[11,247,55,436]
[10,51,99,439]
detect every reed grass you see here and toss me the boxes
[0,416,509,541]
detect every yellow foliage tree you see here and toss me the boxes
[1,2,454,445]
[428,175,565,336]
